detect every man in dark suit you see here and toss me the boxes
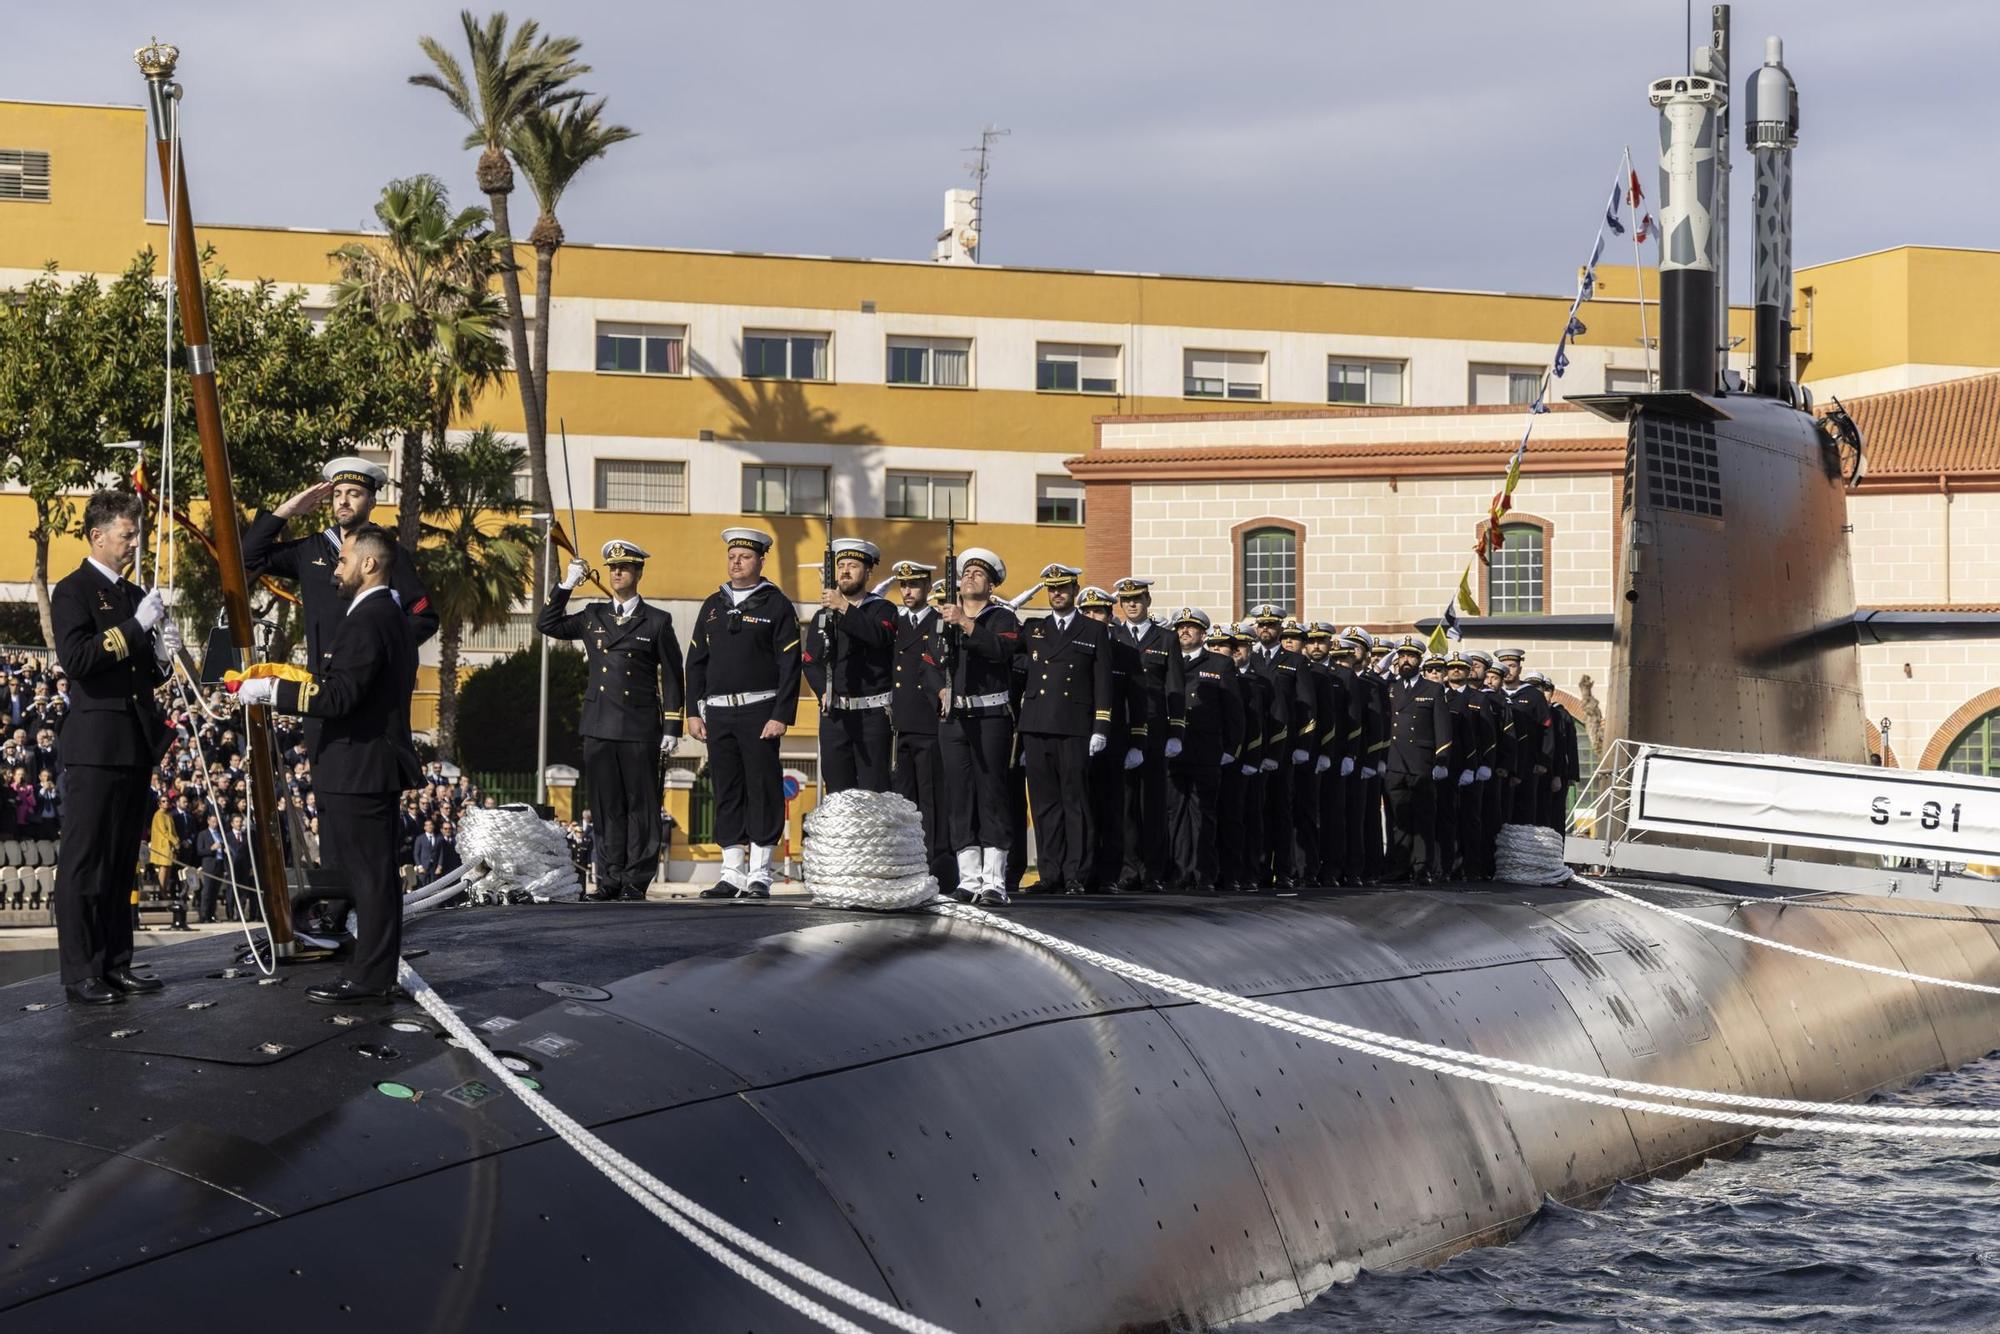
[413,818,445,886]
[50,490,179,1004]
[537,538,685,901]
[235,524,420,1005]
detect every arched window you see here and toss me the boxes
[1941,709,2000,777]
[1234,520,1302,617]
[1482,517,1551,616]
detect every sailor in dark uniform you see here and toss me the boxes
[805,538,898,795]
[927,548,1023,905]
[1229,621,1273,892]
[1169,609,1244,893]
[688,529,802,899]
[535,539,685,901]
[1075,585,1142,893]
[888,561,953,889]
[1113,577,1185,894]
[1247,604,1314,889]
[1206,624,1256,892]
[1331,629,1380,885]
[1468,650,1513,877]
[51,491,177,1005]
[243,456,438,701]
[1532,671,1581,830]
[1445,653,1494,880]
[1016,564,1111,895]
[1281,617,1333,883]
[235,525,420,1005]
[1385,637,1452,883]
[1305,623,1362,887]
[1496,647,1554,825]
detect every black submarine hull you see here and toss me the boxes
[0,885,1993,1333]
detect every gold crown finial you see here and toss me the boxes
[134,38,180,79]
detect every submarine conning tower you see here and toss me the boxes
[1604,6,1869,768]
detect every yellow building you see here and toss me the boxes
[6,96,2000,856]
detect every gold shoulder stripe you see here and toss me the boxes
[299,679,321,714]
[779,639,800,653]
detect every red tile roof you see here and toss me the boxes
[1841,372,2000,479]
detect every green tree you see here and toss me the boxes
[509,96,636,437]
[411,10,588,541]
[415,425,537,760]
[456,641,583,772]
[331,175,509,549]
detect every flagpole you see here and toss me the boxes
[1624,146,1655,388]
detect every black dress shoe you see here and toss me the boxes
[65,978,121,1006]
[697,883,738,899]
[583,890,620,902]
[1063,880,1089,896]
[306,979,396,1006]
[104,969,164,994]
[737,880,771,899]
[620,888,650,901]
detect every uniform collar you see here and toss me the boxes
[85,556,126,588]
[347,584,396,616]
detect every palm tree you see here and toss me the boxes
[416,425,537,761]
[509,97,636,432]
[410,11,587,533]
[331,175,509,548]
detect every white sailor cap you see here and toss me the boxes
[1249,603,1286,624]
[890,559,935,581]
[723,527,775,553]
[1495,646,1527,662]
[928,578,949,604]
[1076,585,1115,609]
[1172,606,1211,630]
[1236,618,1260,635]
[1393,635,1425,656]
[959,547,1006,585]
[323,455,389,491]
[1307,621,1338,640]
[831,538,881,565]
[1112,576,1154,599]
[1464,648,1494,667]
[1529,670,1555,689]
[1038,562,1083,587]
[601,539,650,565]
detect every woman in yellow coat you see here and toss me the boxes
[147,796,190,931]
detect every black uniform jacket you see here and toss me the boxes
[1119,621,1186,744]
[1305,661,1351,767]
[51,560,169,767]
[1481,684,1518,776]
[536,589,685,742]
[1175,649,1246,768]
[243,513,438,671]
[1016,612,1113,738]
[1506,683,1555,773]
[922,602,1022,715]
[1101,633,1146,748]
[891,607,942,735]
[1361,670,1392,770]
[1444,685,1492,776]
[1229,659,1265,766]
[685,581,803,727]
[1248,645,1313,756]
[273,586,421,796]
[1387,674,1454,777]
[803,593,897,702]
[1326,662,1370,766]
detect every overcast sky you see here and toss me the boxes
[7,1,1994,297]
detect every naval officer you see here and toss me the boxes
[1385,637,1452,883]
[51,491,178,1005]
[689,529,802,899]
[1113,577,1185,894]
[1169,608,1244,893]
[927,547,1023,905]
[536,539,685,901]
[805,538,898,794]
[888,561,954,889]
[1016,564,1113,895]
[235,525,420,1004]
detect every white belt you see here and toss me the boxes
[704,689,778,710]
[953,691,1010,710]
[825,692,892,711]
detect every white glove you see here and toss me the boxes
[1430,765,1449,782]
[1089,733,1107,758]
[1457,770,1475,788]
[1164,737,1182,760]
[660,734,680,756]
[154,618,183,664]
[1315,755,1331,775]
[135,588,166,629]
[1290,748,1310,766]
[1476,765,1492,782]
[1219,751,1234,767]
[560,558,588,590]
[235,677,278,706]
[1340,757,1356,777]
[1361,765,1376,780]
[1260,758,1278,773]
[1240,763,1258,777]
[1123,747,1144,771]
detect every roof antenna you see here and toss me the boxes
[960,125,1010,264]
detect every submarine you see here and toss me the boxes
[7,11,2000,1333]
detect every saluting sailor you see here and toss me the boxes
[1112,577,1185,894]
[926,547,1023,905]
[688,529,802,899]
[805,538,898,794]
[887,560,952,888]
[1016,564,1112,895]
[536,539,686,901]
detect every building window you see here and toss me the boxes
[744,330,829,382]
[1036,342,1121,395]
[1941,709,2000,777]
[1605,365,1651,393]
[742,464,828,516]
[462,612,536,654]
[1327,358,1405,405]
[1470,363,1546,407]
[595,321,683,375]
[595,459,689,513]
[0,149,51,203]
[1036,475,1085,526]
[1235,521,1301,617]
[886,336,972,388]
[885,471,970,521]
[1184,349,1266,401]
[1484,519,1549,615]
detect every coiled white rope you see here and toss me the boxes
[396,959,957,1334]
[803,790,938,910]
[928,902,2000,1138]
[1494,824,1574,885]
[454,804,581,902]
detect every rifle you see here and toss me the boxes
[820,499,838,708]
[940,516,960,722]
